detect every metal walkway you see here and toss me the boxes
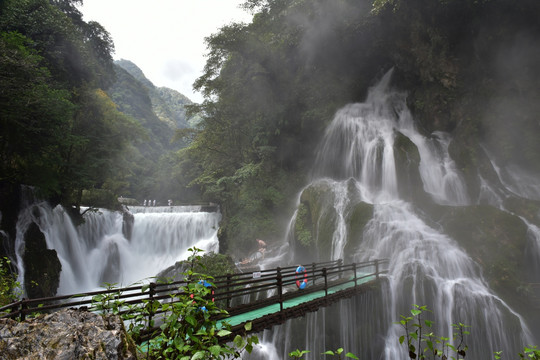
[0,259,387,341]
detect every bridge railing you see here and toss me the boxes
[0,259,388,331]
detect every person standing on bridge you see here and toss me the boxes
[257,239,267,258]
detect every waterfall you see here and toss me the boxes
[248,69,536,359]
[15,203,221,294]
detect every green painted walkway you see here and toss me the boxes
[219,273,374,328]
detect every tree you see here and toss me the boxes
[0,31,74,195]
[58,88,145,206]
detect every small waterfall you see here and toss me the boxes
[253,69,536,359]
[15,203,221,294]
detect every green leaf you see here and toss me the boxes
[233,334,245,348]
[346,352,359,359]
[244,321,252,331]
[190,351,206,360]
[209,345,221,357]
[217,329,232,337]
[399,335,405,344]
[185,315,197,327]
[323,351,335,355]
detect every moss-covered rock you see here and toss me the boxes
[294,202,313,248]
[23,222,61,299]
[296,180,375,263]
[344,201,374,262]
[157,252,237,282]
[296,181,338,262]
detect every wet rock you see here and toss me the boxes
[122,208,134,241]
[100,242,121,285]
[23,222,61,299]
[0,309,137,360]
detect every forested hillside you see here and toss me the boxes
[179,0,540,256]
[105,60,199,202]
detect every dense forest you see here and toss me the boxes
[2,0,540,261]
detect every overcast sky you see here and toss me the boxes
[80,0,253,103]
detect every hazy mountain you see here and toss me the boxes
[115,59,195,129]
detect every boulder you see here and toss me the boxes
[122,209,134,241]
[23,221,61,299]
[0,309,137,360]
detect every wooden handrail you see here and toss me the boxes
[0,258,388,335]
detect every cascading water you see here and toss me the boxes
[247,69,536,359]
[15,203,221,294]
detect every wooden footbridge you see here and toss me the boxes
[0,259,388,341]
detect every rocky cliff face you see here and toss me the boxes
[0,309,138,360]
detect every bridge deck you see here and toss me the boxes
[221,274,374,328]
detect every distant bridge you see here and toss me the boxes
[0,259,388,341]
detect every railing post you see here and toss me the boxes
[353,263,357,288]
[375,259,380,280]
[338,259,343,278]
[312,262,316,286]
[322,268,328,297]
[277,267,283,312]
[148,282,156,328]
[20,298,27,321]
[226,274,232,309]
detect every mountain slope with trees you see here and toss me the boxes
[180,0,540,258]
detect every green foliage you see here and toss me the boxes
[288,348,359,359]
[146,248,258,359]
[0,257,20,308]
[89,248,259,359]
[0,0,143,207]
[494,346,540,360]
[185,0,389,251]
[90,282,125,316]
[0,30,74,193]
[289,349,311,359]
[323,348,359,359]
[397,305,469,360]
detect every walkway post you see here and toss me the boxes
[312,262,316,286]
[148,282,156,327]
[353,263,357,288]
[322,268,328,297]
[375,259,380,280]
[20,299,27,321]
[277,267,283,312]
[338,259,343,279]
[226,274,232,308]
